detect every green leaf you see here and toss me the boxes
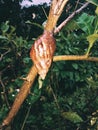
[77,13,95,35]
[10,26,16,34]
[0,35,8,40]
[38,76,43,89]
[23,57,30,64]
[1,21,9,33]
[87,33,98,44]
[86,0,98,6]
[64,20,79,32]
[62,111,83,123]
[95,7,98,15]
[27,87,41,104]
[72,63,78,70]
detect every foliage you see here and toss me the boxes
[86,0,98,6]
[0,1,98,130]
[0,21,33,122]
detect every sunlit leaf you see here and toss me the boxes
[62,111,83,123]
[87,33,98,44]
[86,33,98,55]
[95,7,98,15]
[38,76,43,89]
[90,117,97,126]
[0,35,8,40]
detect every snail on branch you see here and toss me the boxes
[30,30,56,79]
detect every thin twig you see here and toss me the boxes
[0,74,10,109]
[50,86,60,109]
[21,106,31,130]
[74,0,80,11]
[54,2,90,34]
[0,49,10,61]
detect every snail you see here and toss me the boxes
[30,30,56,79]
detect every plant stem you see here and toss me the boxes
[21,106,31,130]
[53,55,98,62]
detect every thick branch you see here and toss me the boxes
[54,2,89,34]
[53,55,98,62]
[2,66,37,126]
[45,0,68,32]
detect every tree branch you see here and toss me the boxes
[0,49,10,61]
[54,2,90,34]
[53,55,98,62]
[45,0,68,32]
[2,66,37,127]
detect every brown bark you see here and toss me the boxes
[53,55,98,62]
[45,0,68,32]
[2,66,37,126]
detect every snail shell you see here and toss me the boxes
[30,30,56,79]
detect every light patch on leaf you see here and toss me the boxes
[62,111,83,123]
[95,7,98,15]
[87,33,98,44]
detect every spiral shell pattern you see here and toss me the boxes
[30,31,56,79]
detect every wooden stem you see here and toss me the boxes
[2,66,37,126]
[45,0,68,32]
[54,2,90,34]
[53,55,98,62]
